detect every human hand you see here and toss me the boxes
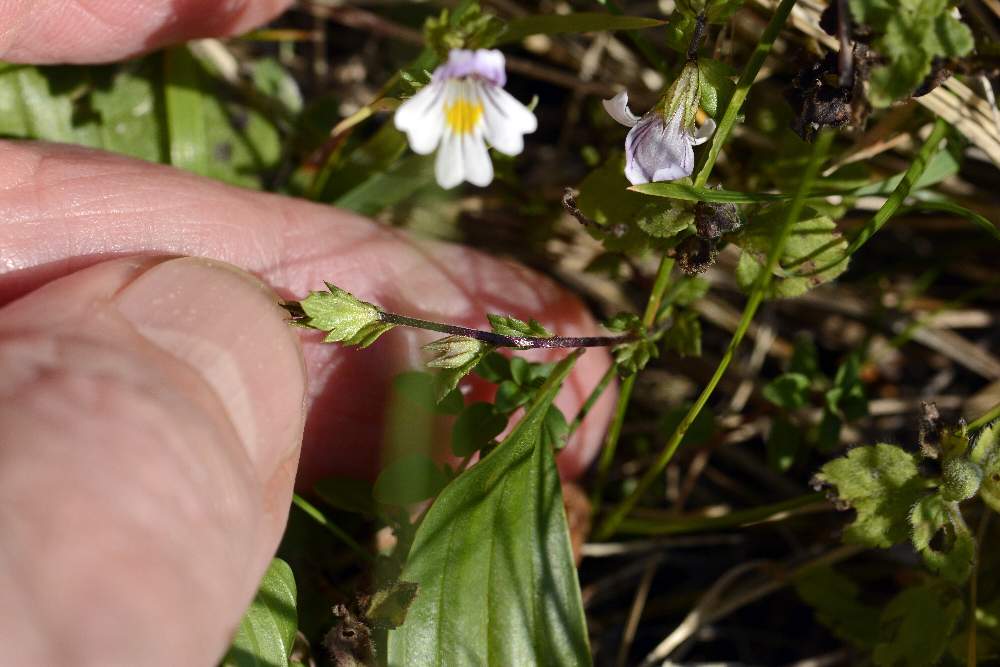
[0,3,615,665]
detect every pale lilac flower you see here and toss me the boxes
[394,48,537,189]
[603,64,716,185]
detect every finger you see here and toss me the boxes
[0,256,306,666]
[0,140,616,485]
[0,0,291,64]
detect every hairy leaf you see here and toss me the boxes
[297,283,394,348]
[909,493,975,583]
[387,355,590,665]
[814,443,925,547]
[223,559,298,667]
[873,583,963,667]
[734,207,849,298]
[487,314,552,339]
[795,566,879,648]
[974,419,1000,515]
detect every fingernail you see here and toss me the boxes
[115,257,306,476]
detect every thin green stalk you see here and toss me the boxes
[596,130,835,540]
[592,0,797,522]
[591,256,675,512]
[969,401,1000,432]
[693,0,799,187]
[292,493,373,562]
[789,117,951,278]
[617,492,826,535]
[591,374,636,512]
[568,363,617,437]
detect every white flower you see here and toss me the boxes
[603,66,716,185]
[394,48,538,189]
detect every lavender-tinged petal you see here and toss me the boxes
[435,48,507,86]
[691,117,716,146]
[471,49,506,87]
[602,91,640,128]
[624,113,693,185]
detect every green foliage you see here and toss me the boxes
[661,309,702,357]
[452,402,509,456]
[697,59,737,118]
[487,313,552,339]
[365,580,420,630]
[374,453,450,506]
[814,443,925,548]
[424,5,506,55]
[763,373,811,410]
[909,493,974,583]
[734,207,849,298]
[392,372,465,415]
[296,283,395,348]
[794,566,879,648]
[659,405,716,449]
[873,583,963,667]
[613,338,659,376]
[314,477,378,517]
[424,336,489,370]
[387,356,590,665]
[970,420,1000,513]
[574,155,664,253]
[767,416,803,472]
[541,405,570,450]
[849,0,974,107]
[0,52,280,188]
[223,559,298,667]
[636,203,695,238]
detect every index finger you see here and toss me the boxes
[0,0,291,64]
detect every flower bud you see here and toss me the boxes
[423,335,487,369]
[941,457,983,502]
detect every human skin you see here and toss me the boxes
[0,2,615,665]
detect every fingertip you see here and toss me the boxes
[0,0,292,63]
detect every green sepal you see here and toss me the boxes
[297,283,395,348]
[487,313,552,339]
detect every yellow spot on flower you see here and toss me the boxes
[445,98,483,135]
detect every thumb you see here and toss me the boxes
[0,256,306,666]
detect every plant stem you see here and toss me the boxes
[617,493,827,535]
[592,0,797,524]
[692,0,799,187]
[292,493,373,562]
[968,401,1000,432]
[375,311,634,349]
[596,130,835,540]
[789,117,951,277]
[591,256,676,512]
[568,363,617,437]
